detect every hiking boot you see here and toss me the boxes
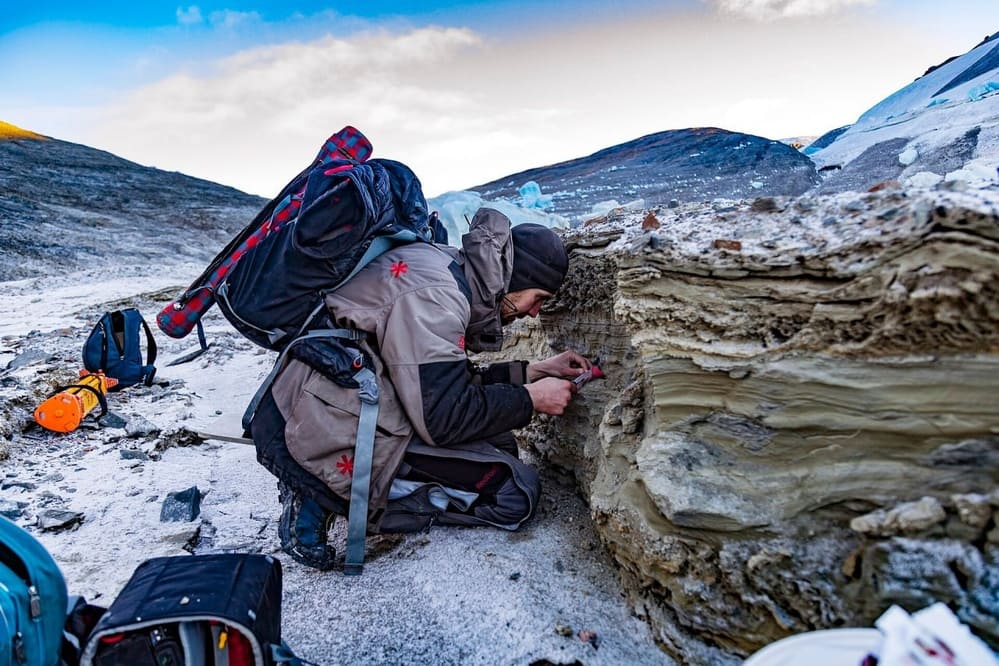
[277,483,337,571]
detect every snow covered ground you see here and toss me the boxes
[0,262,670,665]
[811,34,999,189]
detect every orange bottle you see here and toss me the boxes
[34,371,118,433]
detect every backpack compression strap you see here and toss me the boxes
[343,366,377,576]
[241,327,379,574]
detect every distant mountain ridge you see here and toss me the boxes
[471,127,819,219]
[0,127,265,281]
[468,33,998,216]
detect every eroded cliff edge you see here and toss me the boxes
[501,185,999,664]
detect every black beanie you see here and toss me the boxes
[508,223,568,294]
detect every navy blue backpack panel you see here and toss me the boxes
[79,554,289,666]
[82,309,157,390]
[0,516,69,666]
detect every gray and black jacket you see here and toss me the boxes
[270,208,533,510]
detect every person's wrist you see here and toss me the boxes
[526,362,544,383]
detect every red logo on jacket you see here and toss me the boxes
[457,335,465,351]
[390,261,408,278]
[336,455,354,477]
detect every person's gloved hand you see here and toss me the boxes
[527,350,591,382]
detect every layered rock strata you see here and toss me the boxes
[502,185,999,664]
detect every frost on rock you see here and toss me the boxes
[905,171,943,188]
[968,81,999,101]
[580,198,645,223]
[517,181,553,210]
[944,157,999,187]
[898,147,918,166]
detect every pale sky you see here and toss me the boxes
[2,1,997,197]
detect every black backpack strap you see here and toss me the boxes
[271,640,322,666]
[57,382,108,420]
[98,317,110,373]
[138,314,158,385]
[166,320,210,366]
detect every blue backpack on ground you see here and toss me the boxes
[82,309,157,390]
[0,516,69,666]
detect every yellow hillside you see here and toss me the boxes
[0,120,46,141]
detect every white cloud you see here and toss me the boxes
[81,9,950,199]
[90,27,516,196]
[707,0,876,20]
[176,6,203,26]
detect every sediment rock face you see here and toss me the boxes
[504,185,999,664]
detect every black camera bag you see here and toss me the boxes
[79,554,295,665]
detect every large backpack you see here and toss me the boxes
[156,126,446,355]
[82,308,157,390]
[0,517,69,666]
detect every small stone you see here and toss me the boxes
[0,498,26,519]
[98,412,127,429]
[578,629,600,649]
[37,509,84,532]
[945,517,983,542]
[5,349,53,370]
[509,572,521,581]
[641,212,660,230]
[160,486,202,522]
[120,449,150,461]
[2,480,37,492]
[951,493,991,528]
[713,239,742,252]
[554,560,565,573]
[850,497,946,536]
[868,180,901,192]
[750,197,779,213]
[668,199,679,209]
[555,622,573,637]
[126,415,160,438]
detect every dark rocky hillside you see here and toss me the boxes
[471,127,820,219]
[0,134,265,281]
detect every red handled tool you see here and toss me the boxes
[572,358,605,389]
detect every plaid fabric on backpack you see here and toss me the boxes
[156,127,374,347]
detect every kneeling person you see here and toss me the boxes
[252,209,589,570]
